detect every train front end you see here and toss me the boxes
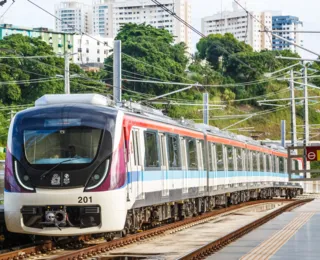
[4,94,127,236]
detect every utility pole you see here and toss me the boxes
[64,51,70,94]
[303,64,310,192]
[203,92,209,125]
[290,69,297,146]
[113,40,122,105]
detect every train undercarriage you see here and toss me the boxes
[122,187,302,236]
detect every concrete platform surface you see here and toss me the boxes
[208,199,320,260]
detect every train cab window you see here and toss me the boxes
[227,146,234,171]
[167,134,181,169]
[144,131,160,168]
[216,144,224,171]
[187,138,198,170]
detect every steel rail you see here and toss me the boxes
[47,199,298,260]
[177,199,312,260]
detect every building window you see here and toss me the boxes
[86,48,89,53]
[97,57,101,62]
[97,49,100,54]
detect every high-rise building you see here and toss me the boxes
[201,2,273,52]
[104,0,192,52]
[55,1,92,34]
[0,24,75,55]
[272,16,303,53]
[92,0,109,36]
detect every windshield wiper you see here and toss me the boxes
[40,158,80,180]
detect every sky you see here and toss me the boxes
[2,0,320,58]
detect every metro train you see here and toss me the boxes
[4,94,302,237]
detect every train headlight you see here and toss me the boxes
[13,159,34,192]
[85,159,110,191]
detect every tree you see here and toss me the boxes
[196,33,252,70]
[0,34,108,105]
[103,23,190,97]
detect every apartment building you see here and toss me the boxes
[92,0,109,36]
[55,1,92,34]
[73,34,114,64]
[272,15,303,53]
[201,2,272,51]
[105,0,192,52]
[0,24,75,55]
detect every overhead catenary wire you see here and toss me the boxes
[0,0,15,20]
[27,0,195,86]
[150,0,257,73]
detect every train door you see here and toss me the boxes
[180,137,188,193]
[159,133,169,197]
[223,145,229,187]
[131,128,144,200]
[197,140,205,192]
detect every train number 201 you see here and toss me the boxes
[78,196,93,203]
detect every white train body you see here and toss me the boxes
[4,94,302,236]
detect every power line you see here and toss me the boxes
[27,0,113,50]
[150,0,257,73]
[122,53,195,83]
[0,0,15,20]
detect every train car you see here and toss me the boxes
[4,94,302,237]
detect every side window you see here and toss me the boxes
[132,130,141,166]
[167,134,181,169]
[279,157,284,173]
[200,140,207,170]
[261,153,266,172]
[257,152,260,172]
[237,147,243,171]
[208,142,213,171]
[252,152,257,171]
[144,131,159,168]
[227,146,234,171]
[284,158,287,173]
[273,156,278,173]
[187,138,198,170]
[216,144,224,171]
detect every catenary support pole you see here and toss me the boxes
[203,92,209,125]
[113,40,122,104]
[64,51,70,94]
[303,65,311,192]
[290,70,297,146]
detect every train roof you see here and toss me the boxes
[34,94,287,154]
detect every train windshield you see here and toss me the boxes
[24,119,102,165]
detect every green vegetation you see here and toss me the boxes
[0,24,318,150]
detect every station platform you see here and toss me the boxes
[207,199,320,260]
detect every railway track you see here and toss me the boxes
[0,199,311,260]
[177,198,312,260]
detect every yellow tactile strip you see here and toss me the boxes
[240,212,315,260]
